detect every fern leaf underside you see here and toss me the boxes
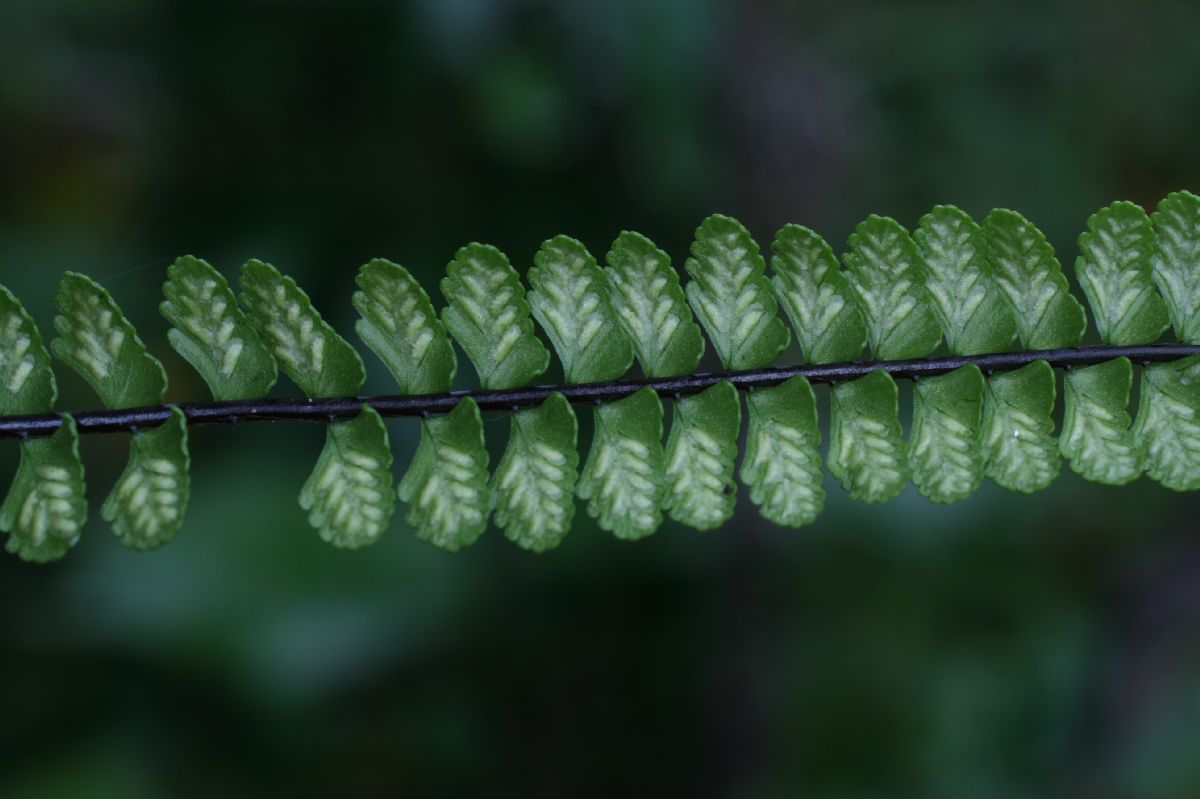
[0,195,1198,561]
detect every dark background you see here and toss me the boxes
[2,1,1200,797]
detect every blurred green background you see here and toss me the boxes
[3,1,1200,797]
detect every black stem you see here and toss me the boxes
[3,344,1196,440]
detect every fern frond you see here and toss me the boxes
[3,193,1200,562]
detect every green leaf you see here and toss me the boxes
[354,258,457,395]
[769,224,866,365]
[1060,357,1142,485]
[684,214,790,370]
[299,405,395,548]
[52,272,168,409]
[398,397,490,552]
[161,255,278,401]
[497,237,608,548]
[0,417,87,563]
[1150,190,1200,344]
[828,370,908,502]
[604,231,704,379]
[842,215,943,360]
[529,236,633,384]
[239,259,366,397]
[663,381,741,530]
[1132,355,1200,491]
[0,285,87,562]
[101,407,190,550]
[491,392,579,552]
[440,243,550,390]
[982,209,1086,350]
[913,206,1016,356]
[981,360,1061,493]
[908,365,985,503]
[1075,201,1169,345]
[577,386,664,540]
[740,376,824,527]
[0,284,56,415]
